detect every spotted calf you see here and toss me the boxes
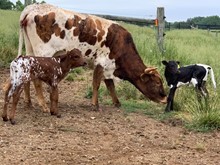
[162,60,216,112]
[3,49,86,124]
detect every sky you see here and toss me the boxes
[10,0,220,22]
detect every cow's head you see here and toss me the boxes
[138,67,167,104]
[162,60,181,74]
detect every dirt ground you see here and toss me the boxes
[0,68,219,165]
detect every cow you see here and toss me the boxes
[18,3,167,112]
[162,60,216,112]
[3,49,86,124]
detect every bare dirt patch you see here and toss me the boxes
[0,68,220,165]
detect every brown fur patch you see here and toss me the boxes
[78,17,97,45]
[53,24,61,36]
[65,18,74,30]
[85,49,92,56]
[60,30,65,39]
[100,41,105,47]
[34,12,66,43]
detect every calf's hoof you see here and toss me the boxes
[10,119,16,125]
[51,112,61,118]
[43,107,50,113]
[2,116,8,122]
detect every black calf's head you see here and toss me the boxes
[162,60,180,74]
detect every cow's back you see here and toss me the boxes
[20,4,123,80]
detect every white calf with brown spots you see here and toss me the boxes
[3,49,86,124]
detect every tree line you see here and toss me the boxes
[0,0,45,11]
[169,16,220,29]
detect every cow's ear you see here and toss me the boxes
[140,73,150,82]
[176,61,180,65]
[162,60,168,66]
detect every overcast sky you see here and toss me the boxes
[11,0,220,22]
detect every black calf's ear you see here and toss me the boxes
[162,60,168,66]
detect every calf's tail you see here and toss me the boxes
[208,67,216,90]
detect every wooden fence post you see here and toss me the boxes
[156,7,165,53]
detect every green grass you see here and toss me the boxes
[0,9,20,67]
[1,9,220,132]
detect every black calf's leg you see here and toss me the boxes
[165,87,177,112]
[201,81,209,97]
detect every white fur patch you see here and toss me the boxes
[190,78,198,87]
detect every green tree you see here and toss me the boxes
[15,0,24,11]
[0,0,14,10]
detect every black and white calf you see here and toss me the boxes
[162,60,216,112]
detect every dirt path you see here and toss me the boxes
[0,68,219,165]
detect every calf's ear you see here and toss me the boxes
[162,60,168,66]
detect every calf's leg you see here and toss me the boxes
[33,79,50,112]
[9,85,23,125]
[2,82,12,121]
[104,79,121,107]
[91,65,104,111]
[200,81,209,97]
[50,86,60,118]
[165,87,177,112]
[24,82,32,107]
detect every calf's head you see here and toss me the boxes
[138,67,167,104]
[65,49,87,67]
[162,60,180,74]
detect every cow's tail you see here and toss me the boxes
[208,66,216,91]
[18,26,24,56]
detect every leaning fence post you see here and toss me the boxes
[156,7,166,54]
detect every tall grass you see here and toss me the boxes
[0,9,220,131]
[0,9,20,67]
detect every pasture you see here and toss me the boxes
[0,9,220,164]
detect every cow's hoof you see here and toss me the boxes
[10,119,16,125]
[25,100,33,108]
[56,114,61,118]
[91,104,99,111]
[114,102,121,108]
[2,116,8,122]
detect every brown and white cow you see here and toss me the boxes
[3,49,86,124]
[18,3,167,111]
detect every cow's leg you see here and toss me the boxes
[9,85,23,125]
[50,86,60,118]
[2,82,12,122]
[91,65,104,111]
[165,87,177,112]
[33,79,50,113]
[23,82,32,107]
[104,79,121,107]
